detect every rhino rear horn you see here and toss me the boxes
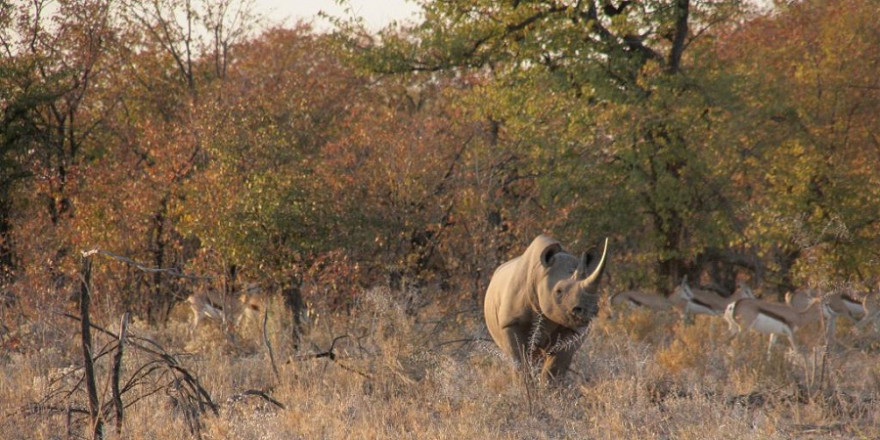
[578,237,609,288]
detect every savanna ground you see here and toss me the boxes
[3,283,880,440]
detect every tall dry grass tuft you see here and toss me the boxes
[2,285,880,438]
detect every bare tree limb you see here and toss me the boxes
[111,312,131,435]
[668,0,690,73]
[78,254,103,440]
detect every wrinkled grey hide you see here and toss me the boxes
[484,235,608,383]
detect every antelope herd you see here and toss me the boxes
[180,252,880,373]
[611,277,880,360]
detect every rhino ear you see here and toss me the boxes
[540,243,563,268]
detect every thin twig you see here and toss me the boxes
[78,255,103,440]
[59,311,219,417]
[80,248,209,280]
[226,389,285,409]
[431,337,491,349]
[288,334,374,379]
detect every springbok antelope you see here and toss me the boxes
[725,297,830,360]
[610,290,675,312]
[187,283,264,334]
[786,287,864,338]
[672,277,755,323]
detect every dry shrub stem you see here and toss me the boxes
[262,308,280,381]
[111,312,130,435]
[78,255,103,440]
[55,310,221,437]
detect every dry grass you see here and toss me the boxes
[2,287,880,439]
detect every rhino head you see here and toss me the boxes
[536,238,609,329]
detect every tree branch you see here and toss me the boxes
[668,0,690,73]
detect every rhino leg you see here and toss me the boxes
[540,327,586,383]
[540,349,576,383]
[495,326,530,371]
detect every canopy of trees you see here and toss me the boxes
[2,0,879,321]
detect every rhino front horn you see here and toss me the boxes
[578,237,609,289]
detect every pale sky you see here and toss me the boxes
[254,0,422,32]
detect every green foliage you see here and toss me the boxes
[348,0,759,291]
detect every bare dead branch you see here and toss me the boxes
[111,312,130,435]
[226,389,285,410]
[53,310,219,436]
[262,308,280,381]
[80,248,209,280]
[78,255,103,440]
[288,334,373,380]
[22,403,90,416]
[314,334,349,361]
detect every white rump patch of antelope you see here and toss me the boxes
[672,277,755,323]
[725,296,830,360]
